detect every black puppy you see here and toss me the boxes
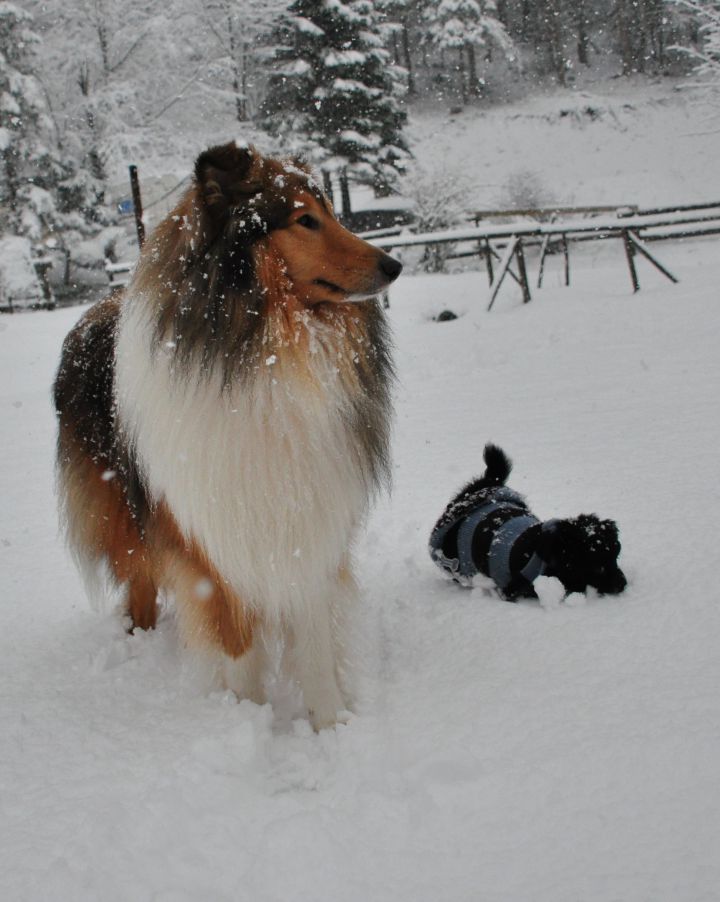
[429,444,626,600]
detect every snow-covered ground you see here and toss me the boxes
[408,80,720,210]
[1,227,719,899]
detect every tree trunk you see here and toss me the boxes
[401,25,415,96]
[63,247,71,287]
[575,0,589,65]
[616,0,635,75]
[2,148,19,232]
[339,170,352,221]
[84,106,106,182]
[457,47,467,105]
[644,0,665,72]
[239,44,250,120]
[466,43,479,96]
[521,0,533,43]
[545,0,566,85]
[97,23,110,77]
[227,15,246,122]
[322,171,334,207]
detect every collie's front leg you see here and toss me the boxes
[286,577,356,730]
[222,640,268,706]
[331,559,360,712]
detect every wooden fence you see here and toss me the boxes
[373,204,720,309]
[102,199,720,309]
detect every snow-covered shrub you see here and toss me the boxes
[0,2,62,240]
[0,235,43,310]
[670,1,720,100]
[0,1,116,300]
[497,169,557,216]
[399,161,471,272]
[70,226,127,271]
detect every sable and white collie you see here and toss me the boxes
[53,143,401,729]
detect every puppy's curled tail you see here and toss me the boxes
[483,443,512,486]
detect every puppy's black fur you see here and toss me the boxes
[430,445,627,600]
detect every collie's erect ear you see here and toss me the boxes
[194,142,260,219]
[598,518,621,554]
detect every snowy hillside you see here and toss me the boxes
[124,81,720,236]
[1,230,719,900]
[407,80,720,210]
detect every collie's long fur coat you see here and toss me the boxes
[53,143,401,729]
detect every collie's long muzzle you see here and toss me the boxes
[344,251,403,303]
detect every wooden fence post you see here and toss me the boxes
[129,164,145,249]
[515,238,531,304]
[622,229,640,292]
[487,236,519,311]
[561,233,570,286]
[627,231,678,284]
[537,233,551,288]
[482,237,494,285]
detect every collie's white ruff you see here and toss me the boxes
[115,294,372,725]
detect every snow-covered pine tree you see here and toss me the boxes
[1,0,119,302]
[0,2,62,240]
[376,0,420,95]
[259,0,409,193]
[613,0,671,74]
[422,0,514,100]
[671,0,720,92]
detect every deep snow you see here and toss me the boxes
[3,75,720,902]
[1,227,719,900]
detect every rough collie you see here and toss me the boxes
[53,142,401,729]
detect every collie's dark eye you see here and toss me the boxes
[296,213,320,231]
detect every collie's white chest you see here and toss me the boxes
[115,302,370,615]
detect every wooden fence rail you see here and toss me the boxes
[103,191,720,311]
[374,207,720,308]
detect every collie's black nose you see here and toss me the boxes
[379,254,403,283]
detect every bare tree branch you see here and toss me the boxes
[109,30,149,74]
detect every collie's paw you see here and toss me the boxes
[308,702,352,732]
